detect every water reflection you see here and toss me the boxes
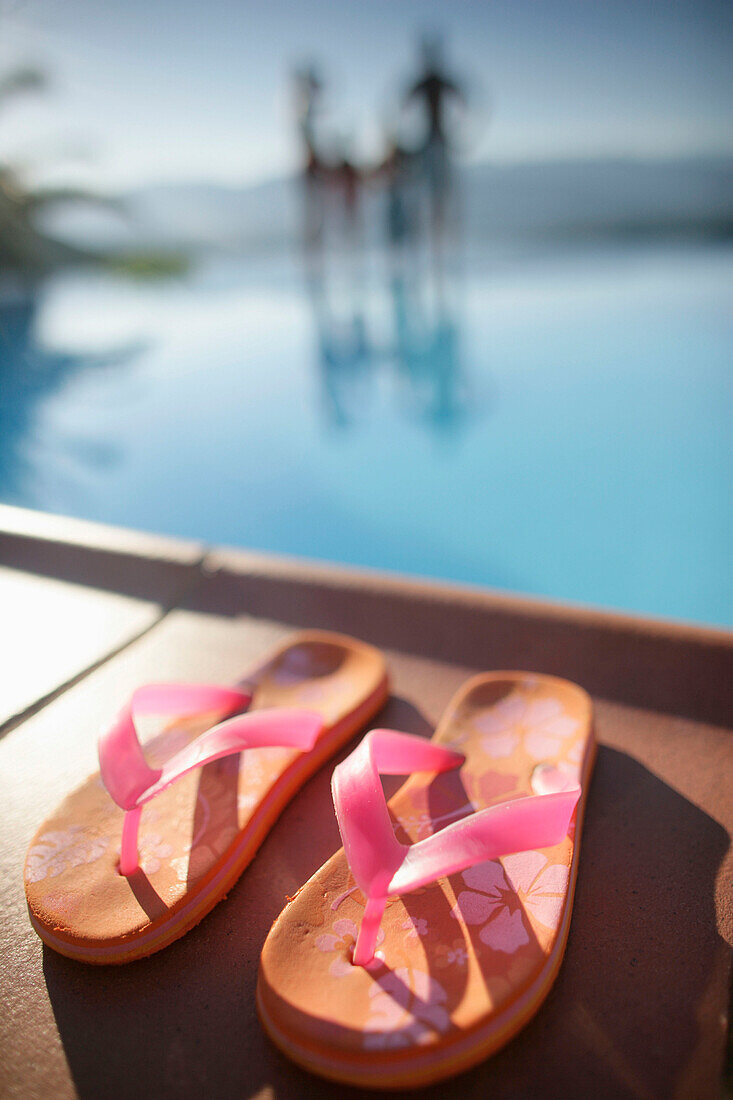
[0,295,138,505]
[0,59,181,509]
[390,275,468,433]
[308,263,472,435]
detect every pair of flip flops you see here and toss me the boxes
[25,630,595,1089]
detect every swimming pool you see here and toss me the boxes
[2,241,731,627]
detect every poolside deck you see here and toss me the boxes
[1,502,731,1098]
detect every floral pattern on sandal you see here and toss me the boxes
[435,939,469,968]
[401,916,429,939]
[452,850,569,952]
[137,834,174,875]
[467,693,579,762]
[316,917,385,976]
[25,826,109,883]
[363,968,450,1050]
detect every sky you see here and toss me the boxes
[1,0,732,191]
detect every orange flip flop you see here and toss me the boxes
[257,671,594,1088]
[25,630,388,964]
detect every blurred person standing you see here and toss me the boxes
[405,35,466,243]
[293,65,326,252]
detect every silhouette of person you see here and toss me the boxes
[293,65,326,250]
[405,35,466,240]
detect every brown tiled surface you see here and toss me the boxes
[0,507,731,1099]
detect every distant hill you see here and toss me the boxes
[39,154,733,256]
[465,156,733,243]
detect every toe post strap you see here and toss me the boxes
[332,729,581,966]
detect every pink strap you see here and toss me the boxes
[99,684,252,810]
[98,683,323,875]
[332,730,580,966]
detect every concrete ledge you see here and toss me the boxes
[0,504,205,604]
[203,545,733,727]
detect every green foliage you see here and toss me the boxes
[102,251,191,279]
[0,65,190,284]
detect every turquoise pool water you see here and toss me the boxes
[2,242,731,627]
